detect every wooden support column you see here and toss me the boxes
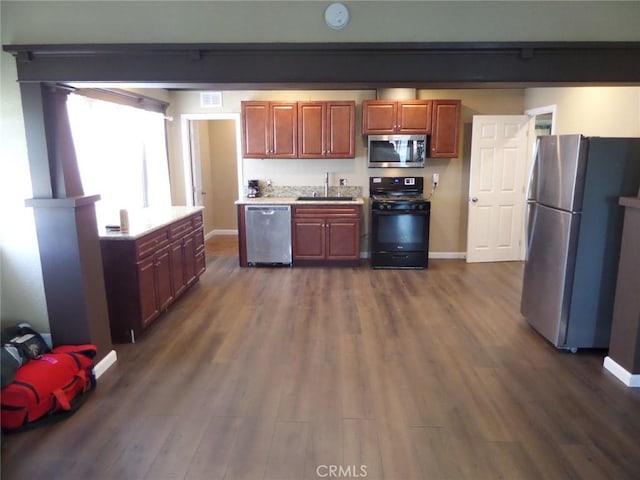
[604,196,640,387]
[21,83,113,362]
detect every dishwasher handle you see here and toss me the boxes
[246,206,289,213]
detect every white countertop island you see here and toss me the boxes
[98,206,204,240]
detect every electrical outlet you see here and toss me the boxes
[432,173,440,185]
[339,178,348,186]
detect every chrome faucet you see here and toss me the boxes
[324,172,329,197]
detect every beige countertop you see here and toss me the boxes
[235,196,365,206]
[98,206,204,240]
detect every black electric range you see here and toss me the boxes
[369,177,431,269]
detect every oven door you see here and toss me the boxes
[370,209,431,269]
[371,209,430,252]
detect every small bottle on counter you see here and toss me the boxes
[119,209,129,233]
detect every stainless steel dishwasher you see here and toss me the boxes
[245,205,292,266]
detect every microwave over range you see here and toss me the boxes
[367,134,426,168]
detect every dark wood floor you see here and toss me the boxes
[3,235,640,479]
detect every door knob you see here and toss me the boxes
[471,197,478,203]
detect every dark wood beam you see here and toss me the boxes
[4,42,640,87]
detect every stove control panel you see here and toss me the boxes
[372,200,431,212]
[370,176,424,196]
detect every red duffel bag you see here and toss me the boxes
[1,344,97,432]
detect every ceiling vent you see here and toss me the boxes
[376,88,417,100]
[200,91,222,108]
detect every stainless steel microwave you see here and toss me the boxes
[367,135,426,168]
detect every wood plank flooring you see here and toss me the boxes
[3,235,640,479]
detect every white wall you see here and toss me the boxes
[0,53,49,331]
[3,1,640,43]
[524,87,640,137]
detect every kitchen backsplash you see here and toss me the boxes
[258,182,362,199]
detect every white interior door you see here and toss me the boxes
[466,115,530,263]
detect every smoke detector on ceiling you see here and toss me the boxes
[325,3,350,30]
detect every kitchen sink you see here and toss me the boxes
[296,196,354,201]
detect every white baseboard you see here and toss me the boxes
[206,229,238,240]
[93,349,117,379]
[429,252,466,259]
[603,356,640,387]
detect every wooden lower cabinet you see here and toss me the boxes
[292,205,361,264]
[101,212,205,342]
[293,217,326,259]
[137,254,159,327]
[170,239,187,298]
[138,246,174,327]
[326,218,361,259]
[193,229,206,277]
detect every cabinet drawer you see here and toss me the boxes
[136,230,170,259]
[170,218,194,240]
[193,229,205,250]
[191,213,203,229]
[293,205,361,218]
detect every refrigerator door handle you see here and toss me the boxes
[526,137,540,201]
[524,201,535,259]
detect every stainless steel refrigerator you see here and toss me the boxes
[520,135,640,351]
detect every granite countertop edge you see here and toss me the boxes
[619,196,640,209]
[235,197,365,205]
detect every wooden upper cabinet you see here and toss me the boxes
[430,99,461,158]
[298,101,355,158]
[271,103,297,158]
[362,100,431,135]
[397,101,432,134]
[298,102,324,158]
[326,102,356,158]
[242,101,269,157]
[361,100,397,135]
[241,101,297,158]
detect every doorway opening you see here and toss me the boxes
[525,104,556,136]
[180,113,242,239]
